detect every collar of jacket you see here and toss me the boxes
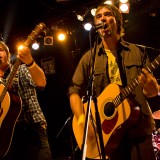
[97,37,130,55]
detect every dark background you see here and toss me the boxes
[0,0,160,159]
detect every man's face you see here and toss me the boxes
[95,7,118,38]
[0,46,8,68]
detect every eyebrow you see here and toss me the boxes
[96,11,113,16]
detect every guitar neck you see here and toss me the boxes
[0,59,21,102]
[113,54,160,107]
[6,59,21,88]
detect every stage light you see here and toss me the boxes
[77,14,85,21]
[119,0,128,3]
[119,3,130,13]
[104,0,113,5]
[83,22,92,31]
[58,33,66,41]
[15,40,25,52]
[18,45,24,51]
[90,8,96,16]
[56,29,66,41]
[32,41,40,50]
[76,7,89,22]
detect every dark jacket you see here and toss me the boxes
[69,38,156,137]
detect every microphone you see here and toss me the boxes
[93,22,107,30]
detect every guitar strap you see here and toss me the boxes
[3,66,11,79]
[102,42,127,88]
[0,66,11,89]
[116,48,127,88]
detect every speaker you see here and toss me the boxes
[44,36,53,45]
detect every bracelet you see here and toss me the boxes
[158,87,160,96]
[77,114,85,125]
[27,61,36,69]
[26,60,34,67]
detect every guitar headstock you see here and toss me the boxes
[24,22,46,47]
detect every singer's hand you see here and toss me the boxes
[78,115,95,140]
[138,68,159,97]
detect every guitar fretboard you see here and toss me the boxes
[0,60,21,102]
[113,54,160,107]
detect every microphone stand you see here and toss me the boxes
[81,30,106,160]
[56,114,77,160]
[56,115,72,139]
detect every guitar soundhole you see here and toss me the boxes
[104,102,115,117]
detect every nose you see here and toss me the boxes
[101,19,106,23]
[101,15,106,23]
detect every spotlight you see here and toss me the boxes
[83,22,93,31]
[90,8,96,16]
[18,45,24,51]
[76,7,88,22]
[104,0,113,5]
[44,36,53,45]
[32,41,40,50]
[77,14,85,21]
[119,2,130,13]
[119,0,128,3]
[57,33,66,41]
[56,29,66,41]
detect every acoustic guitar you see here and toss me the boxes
[0,22,46,158]
[72,54,160,159]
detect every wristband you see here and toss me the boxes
[158,87,160,96]
[27,60,36,69]
[77,114,85,125]
[26,60,34,67]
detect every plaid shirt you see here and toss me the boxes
[3,64,47,126]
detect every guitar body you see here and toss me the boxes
[0,84,22,158]
[72,83,140,159]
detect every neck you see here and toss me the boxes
[0,70,5,77]
[102,34,120,51]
